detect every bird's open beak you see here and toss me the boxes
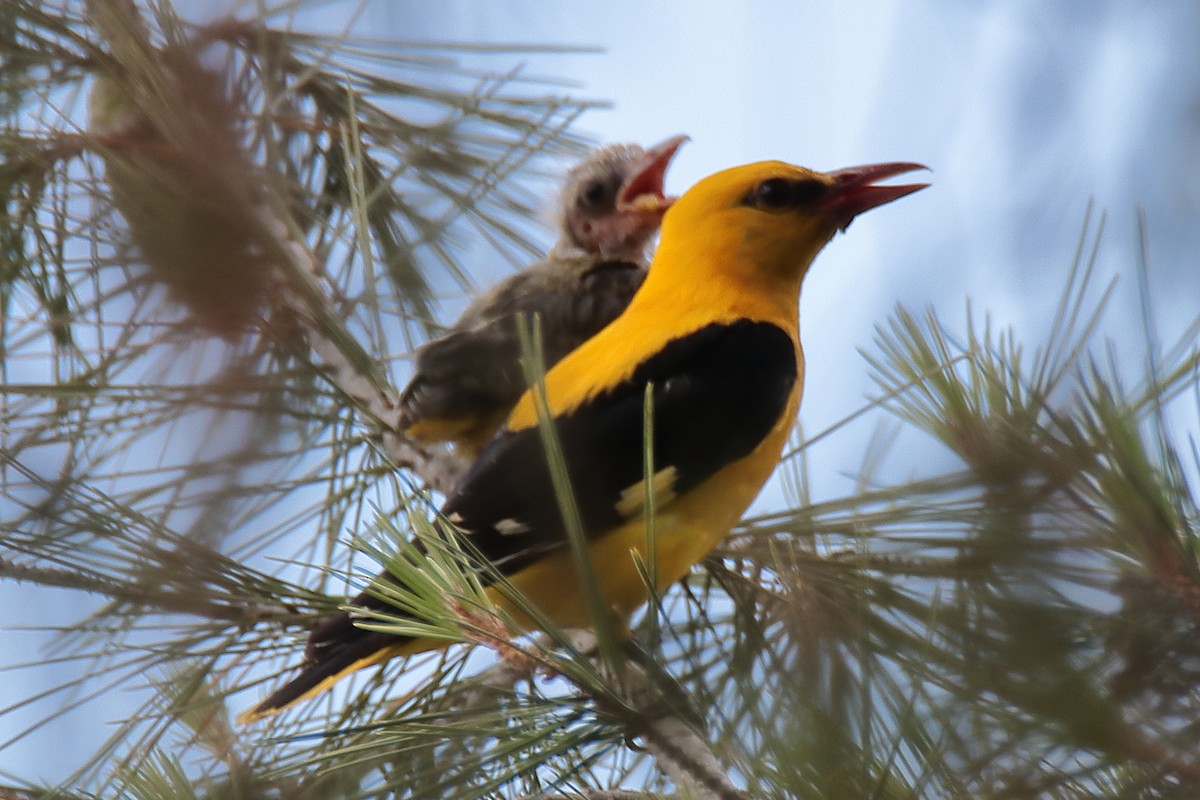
[616,134,690,213]
[819,162,930,230]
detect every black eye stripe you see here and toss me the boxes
[744,177,825,209]
[790,178,825,204]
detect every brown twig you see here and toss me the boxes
[542,630,746,800]
[247,196,469,494]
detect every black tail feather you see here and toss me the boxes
[239,589,414,723]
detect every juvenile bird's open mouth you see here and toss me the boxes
[819,162,930,230]
[616,134,690,213]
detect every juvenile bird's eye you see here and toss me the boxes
[579,179,610,209]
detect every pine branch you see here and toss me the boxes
[0,554,294,622]
[535,630,746,800]
[242,173,470,492]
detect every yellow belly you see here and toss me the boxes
[488,392,798,632]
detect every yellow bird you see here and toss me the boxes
[399,135,688,456]
[240,159,928,722]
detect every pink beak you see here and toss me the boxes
[818,162,930,230]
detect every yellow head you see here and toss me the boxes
[650,160,928,306]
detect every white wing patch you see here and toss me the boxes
[494,518,532,536]
[615,465,679,518]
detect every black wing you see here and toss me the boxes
[399,259,646,425]
[441,319,798,576]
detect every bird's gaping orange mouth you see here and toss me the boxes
[616,134,690,214]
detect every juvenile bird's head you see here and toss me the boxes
[555,134,689,260]
[657,160,928,295]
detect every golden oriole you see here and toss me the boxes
[399,135,688,456]
[240,159,928,722]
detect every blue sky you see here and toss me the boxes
[6,0,1200,784]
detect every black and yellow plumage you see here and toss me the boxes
[399,135,688,456]
[240,158,927,723]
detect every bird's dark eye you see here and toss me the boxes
[578,179,610,209]
[745,177,825,210]
[751,178,794,208]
